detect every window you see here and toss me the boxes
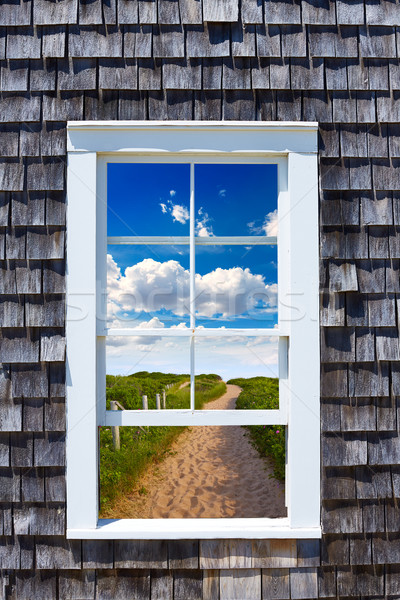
[66,121,320,539]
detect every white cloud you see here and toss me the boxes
[107,254,277,322]
[171,204,189,224]
[218,189,226,198]
[169,190,176,197]
[262,209,278,237]
[159,199,189,225]
[247,209,278,237]
[196,207,214,237]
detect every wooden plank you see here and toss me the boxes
[33,432,65,467]
[229,540,252,568]
[203,0,238,22]
[35,537,81,570]
[168,540,198,569]
[23,398,44,432]
[21,467,45,502]
[322,467,356,500]
[203,570,219,600]
[115,540,168,568]
[199,540,230,569]
[150,569,173,599]
[82,540,113,569]
[220,569,261,600]
[45,466,66,502]
[289,568,318,599]
[58,570,96,600]
[262,568,290,599]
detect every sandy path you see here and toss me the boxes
[115,384,286,519]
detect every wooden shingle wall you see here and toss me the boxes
[0,0,399,597]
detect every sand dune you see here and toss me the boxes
[114,384,286,519]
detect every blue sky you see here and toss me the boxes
[106,163,279,379]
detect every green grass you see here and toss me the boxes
[99,372,227,514]
[228,376,285,481]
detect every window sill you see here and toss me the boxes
[67,518,322,539]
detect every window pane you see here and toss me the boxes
[194,164,277,237]
[99,426,286,519]
[195,336,279,409]
[106,337,190,409]
[107,163,190,236]
[195,245,277,328]
[107,245,190,329]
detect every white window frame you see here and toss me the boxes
[66,121,320,540]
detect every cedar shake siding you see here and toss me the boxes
[0,0,399,598]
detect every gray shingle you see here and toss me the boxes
[42,25,66,57]
[203,0,238,22]
[373,158,400,190]
[30,59,57,92]
[366,0,400,26]
[322,433,368,466]
[368,432,400,465]
[35,536,80,569]
[0,295,24,327]
[115,540,168,568]
[34,0,78,24]
[368,124,389,158]
[158,0,181,25]
[320,291,345,326]
[6,227,26,260]
[118,0,139,23]
[99,58,138,89]
[242,0,263,24]
[360,26,397,58]
[347,58,369,90]
[45,466,66,501]
[23,397,44,431]
[0,160,24,191]
[321,363,348,397]
[96,570,151,599]
[281,25,306,57]
[376,327,400,360]
[302,90,333,122]
[1,61,29,92]
[34,432,65,467]
[269,58,290,89]
[264,0,301,24]
[26,160,64,191]
[69,25,122,57]
[10,432,33,466]
[222,57,251,89]
[6,28,41,59]
[12,363,48,398]
[163,58,201,89]
[40,330,65,362]
[59,570,96,600]
[336,0,365,25]
[124,25,152,58]
[356,259,385,293]
[368,59,390,90]
[328,261,358,291]
[137,57,161,89]
[12,192,45,225]
[26,227,64,259]
[256,25,281,57]
[251,59,270,89]
[231,23,256,56]
[0,127,19,157]
[321,327,355,362]
[361,194,393,225]
[26,295,64,327]
[79,0,117,25]
[194,89,222,119]
[0,329,40,363]
[19,126,41,158]
[152,24,184,57]
[0,2,31,26]
[58,58,97,90]
[302,0,336,25]
[186,24,230,57]
[356,91,376,123]
[45,396,65,431]
[355,327,375,361]
[291,58,324,89]
[377,92,400,122]
[325,59,348,91]
[21,466,45,501]
[179,0,202,24]
[15,259,42,294]
[42,92,84,121]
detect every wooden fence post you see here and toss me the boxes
[110,401,120,451]
[156,393,161,409]
[142,395,148,410]
[162,390,166,409]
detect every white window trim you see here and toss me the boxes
[66,121,320,540]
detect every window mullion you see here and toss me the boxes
[190,163,195,410]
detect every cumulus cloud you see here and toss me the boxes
[107,254,277,322]
[159,199,189,225]
[171,204,189,224]
[196,207,214,237]
[169,190,176,197]
[247,209,278,237]
[262,209,278,237]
